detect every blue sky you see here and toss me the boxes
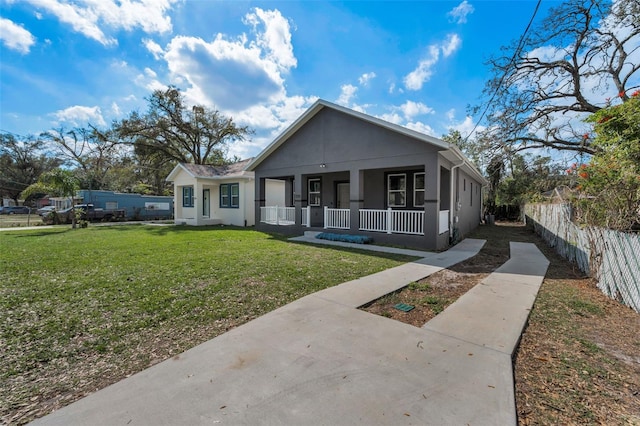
[1,0,547,159]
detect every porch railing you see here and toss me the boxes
[439,210,450,234]
[301,207,309,227]
[324,207,350,230]
[260,206,295,225]
[359,208,424,235]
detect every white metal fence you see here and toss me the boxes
[359,208,424,235]
[260,206,295,225]
[323,207,350,229]
[525,203,640,313]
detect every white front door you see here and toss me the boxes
[337,183,350,209]
[202,189,210,217]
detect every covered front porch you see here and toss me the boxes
[256,163,453,249]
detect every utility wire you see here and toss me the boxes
[464,0,543,143]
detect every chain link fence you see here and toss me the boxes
[525,203,640,313]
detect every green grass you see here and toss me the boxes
[420,295,448,314]
[0,225,414,422]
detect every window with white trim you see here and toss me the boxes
[183,186,194,207]
[414,173,425,207]
[220,183,239,208]
[308,178,321,206]
[387,174,406,207]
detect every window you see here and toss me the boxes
[414,173,425,207]
[470,182,473,206]
[308,178,321,206]
[220,183,239,208]
[387,174,406,207]
[183,186,194,207]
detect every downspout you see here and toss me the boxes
[450,159,465,240]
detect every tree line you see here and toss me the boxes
[1,87,251,204]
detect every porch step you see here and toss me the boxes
[303,231,322,238]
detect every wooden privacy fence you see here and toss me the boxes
[525,203,640,313]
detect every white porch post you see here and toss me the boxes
[323,206,328,229]
[386,208,393,234]
[306,205,311,228]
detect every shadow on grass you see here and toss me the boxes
[8,228,73,238]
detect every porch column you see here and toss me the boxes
[423,157,439,248]
[255,177,266,226]
[349,169,364,233]
[293,173,303,225]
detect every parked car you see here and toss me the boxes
[0,206,31,215]
[36,205,57,216]
[43,204,126,224]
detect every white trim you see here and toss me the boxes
[308,178,321,207]
[413,172,425,207]
[387,173,406,208]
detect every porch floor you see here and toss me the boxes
[289,231,434,257]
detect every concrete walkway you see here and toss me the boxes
[32,239,549,426]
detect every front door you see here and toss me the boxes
[337,182,350,209]
[203,189,210,217]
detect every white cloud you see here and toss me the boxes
[244,8,297,71]
[442,34,461,57]
[0,18,36,54]
[404,45,439,90]
[336,84,357,106]
[405,121,437,136]
[52,105,106,127]
[111,101,121,116]
[143,38,164,60]
[399,100,434,119]
[378,112,403,125]
[446,108,456,121]
[358,72,376,86]
[24,0,177,46]
[447,1,475,24]
[162,8,296,111]
[404,34,462,90]
[448,115,484,140]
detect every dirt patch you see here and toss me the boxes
[361,269,486,327]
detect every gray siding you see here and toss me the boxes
[253,106,481,250]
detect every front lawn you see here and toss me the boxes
[0,225,414,424]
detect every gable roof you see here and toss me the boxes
[246,99,486,184]
[166,158,254,182]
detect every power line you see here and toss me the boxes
[464,0,543,143]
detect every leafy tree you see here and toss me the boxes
[476,0,639,156]
[0,133,62,203]
[41,126,124,191]
[115,87,251,165]
[497,154,569,205]
[21,168,80,227]
[572,90,640,230]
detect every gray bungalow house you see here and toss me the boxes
[246,100,486,250]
